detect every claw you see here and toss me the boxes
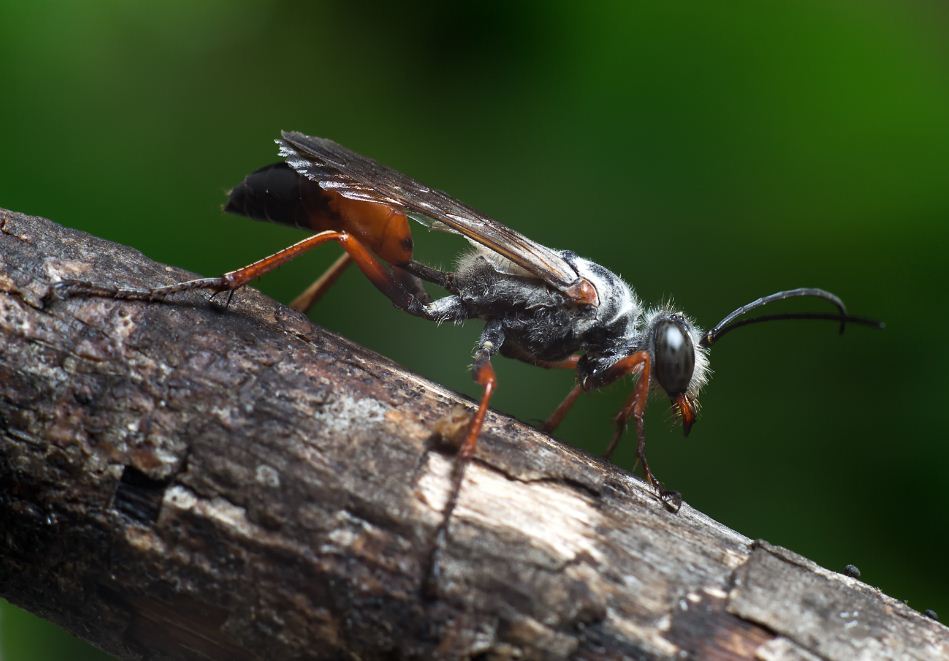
[47,279,99,303]
[51,279,79,299]
[659,488,682,513]
[208,288,236,311]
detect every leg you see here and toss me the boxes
[54,230,419,314]
[500,342,580,372]
[290,252,352,313]
[533,357,584,434]
[496,344,583,434]
[425,321,504,597]
[392,266,432,305]
[596,352,681,512]
[402,260,456,293]
[583,352,650,458]
[532,356,581,370]
[458,323,503,458]
[542,383,583,434]
[292,258,430,315]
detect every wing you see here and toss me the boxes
[277,131,580,292]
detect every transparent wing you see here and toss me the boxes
[277,131,580,291]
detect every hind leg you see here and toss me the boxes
[290,253,353,313]
[291,258,433,314]
[54,230,426,316]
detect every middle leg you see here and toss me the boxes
[425,320,504,596]
[497,344,583,434]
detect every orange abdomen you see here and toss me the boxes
[225,162,413,265]
[313,190,412,266]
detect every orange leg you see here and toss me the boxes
[290,252,353,313]
[54,230,417,313]
[440,322,502,520]
[460,357,497,460]
[542,383,583,434]
[425,322,503,597]
[502,342,580,371]
[498,350,583,435]
[531,355,581,370]
[595,352,681,512]
[605,353,651,459]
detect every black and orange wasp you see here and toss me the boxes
[55,131,882,514]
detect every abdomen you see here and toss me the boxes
[225,162,413,265]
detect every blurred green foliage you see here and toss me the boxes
[1,1,946,657]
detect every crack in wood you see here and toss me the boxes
[113,465,171,524]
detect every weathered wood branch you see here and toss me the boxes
[0,208,944,660]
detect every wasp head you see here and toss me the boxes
[643,309,710,435]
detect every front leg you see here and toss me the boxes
[591,352,682,512]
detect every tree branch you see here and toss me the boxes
[0,208,944,659]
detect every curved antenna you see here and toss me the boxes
[701,288,883,348]
[702,312,884,347]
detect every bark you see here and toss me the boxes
[0,208,945,660]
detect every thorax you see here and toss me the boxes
[453,250,642,361]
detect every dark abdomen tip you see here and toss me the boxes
[225,162,322,229]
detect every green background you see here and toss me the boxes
[1,1,946,657]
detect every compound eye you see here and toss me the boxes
[654,319,695,395]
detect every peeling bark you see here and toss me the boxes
[0,208,945,660]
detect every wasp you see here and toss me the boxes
[55,132,881,513]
